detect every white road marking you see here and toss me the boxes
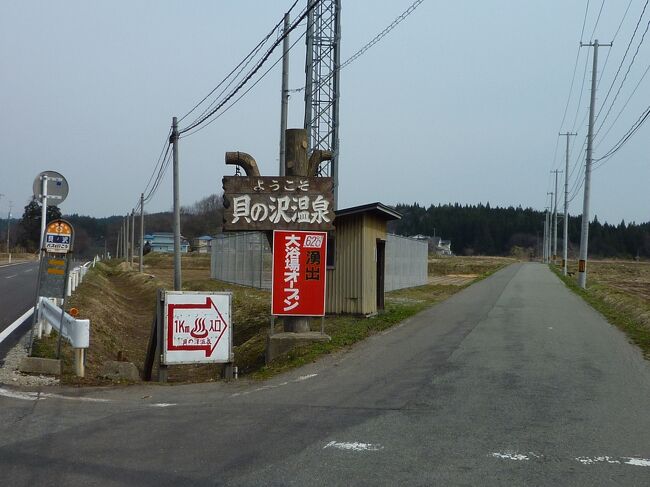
[0,307,33,344]
[150,403,176,408]
[23,269,33,273]
[324,441,384,452]
[623,457,650,467]
[0,387,111,403]
[229,373,317,398]
[492,451,650,468]
[491,452,533,461]
[0,388,39,401]
[5,274,17,279]
[295,373,318,381]
[576,456,621,465]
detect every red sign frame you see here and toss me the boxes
[271,230,327,316]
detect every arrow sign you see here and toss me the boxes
[163,292,232,364]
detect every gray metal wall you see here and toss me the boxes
[385,234,428,292]
[211,232,272,289]
[211,231,427,294]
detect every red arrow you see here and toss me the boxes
[167,297,229,357]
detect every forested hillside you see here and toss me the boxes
[389,203,650,258]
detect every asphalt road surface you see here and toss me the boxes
[1,263,650,486]
[0,261,38,352]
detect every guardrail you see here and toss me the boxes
[67,256,99,297]
[36,298,90,377]
[35,255,99,377]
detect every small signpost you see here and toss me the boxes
[144,290,233,382]
[163,291,232,365]
[44,220,73,254]
[271,230,327,317]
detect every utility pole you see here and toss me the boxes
[125,213,130,264]
[139,193,144,273]
[39,175,48,252]
[542,214,547,263]
[279,12,290,177]
[6,201,12,260]
[578,39,611,289]
[130,209,135,268]
[546,191,553,262]
[560,132,577,275]
[123,217,127,259]
[171,116,182,291]
[551,170,562,264]
[116,227,121,259]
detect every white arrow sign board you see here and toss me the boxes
[163,291,232,365]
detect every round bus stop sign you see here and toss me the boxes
[44,219,74,253]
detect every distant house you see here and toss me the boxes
[437,240,452,255]
[411,234,452,255]
[144,232,190,253]
[192,235,213,254]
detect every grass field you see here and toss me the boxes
[554,259,650,359]
[33,254,513,384]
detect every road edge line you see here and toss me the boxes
[0,307,34,344]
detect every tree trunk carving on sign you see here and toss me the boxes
[225,152,261,177]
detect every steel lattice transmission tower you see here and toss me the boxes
[304,0,341,207]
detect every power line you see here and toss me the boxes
[589,0,606,41]
[180,29,308,139]
[595,60,650,149]
[178,4,294,127]
[178,1,318,136]
[595,103,650,164]
[340,0,424,70]
[594,0,650,131]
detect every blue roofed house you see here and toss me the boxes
[192,235,213,254]
[144,232,190,253]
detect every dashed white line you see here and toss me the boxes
[324,441,384,452]
[150,403,177,408]
[5,274,17,279]
[23,269,33,273]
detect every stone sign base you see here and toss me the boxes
[266,332,331,364]
[19,357,62,376]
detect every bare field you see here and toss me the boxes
[429,255,517,278]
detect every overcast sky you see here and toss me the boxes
[1,1,648,225]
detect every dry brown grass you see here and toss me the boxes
[428,255,517,277]
[559,259,650,358]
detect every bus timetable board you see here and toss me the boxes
[44,220,74,254]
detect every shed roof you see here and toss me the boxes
[335,202,401,221]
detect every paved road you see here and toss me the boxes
[0,261,38,330]
[1,263,650,486]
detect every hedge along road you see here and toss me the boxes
[1,263,650,486]
[0,261,39,351]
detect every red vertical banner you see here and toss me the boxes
[272,230,327,316]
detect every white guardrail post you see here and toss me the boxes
[37,297,90,378]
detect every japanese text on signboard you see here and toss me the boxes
[272,231,327,316]
[223,177,334,231]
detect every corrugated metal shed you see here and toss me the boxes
[326,203,401,315]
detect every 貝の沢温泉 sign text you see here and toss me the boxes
[222,176,334,231]
[271,230,327,316]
